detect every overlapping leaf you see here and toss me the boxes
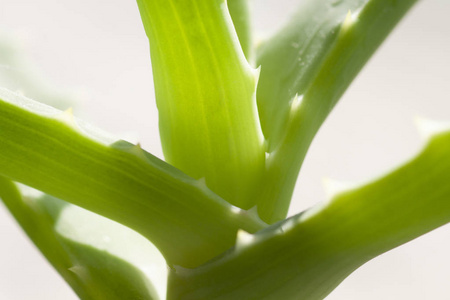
[228,0,253,61]
[138,0,265,209]
[0,178,161,299]
[255,0,419,223]
[168,126,450,300]
[0,88,266,268]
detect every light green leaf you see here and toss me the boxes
[228,0,253,61]
[168,126,450,300]
[255,0,419,223]
[137,0,265,209]
[0,88,266,268]
[0,178,160,300]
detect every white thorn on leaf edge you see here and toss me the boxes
[290,94,303,112]
[230,205,243,214]
[196,177,208,189]
[129,143,148,160]
[235,229,255,250]
[322,177,354,200]
[288,94,304,120]
[69,265,88,278]
[246,205,259,218]
[415,117,450,141]
[252,66,261,83]
[55,107,77,128]
[280,217,298,233]
[341,10,357,32]
[172,264,189,276]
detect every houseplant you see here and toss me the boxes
[0,0,450,298]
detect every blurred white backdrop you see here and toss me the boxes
[0,0,449,299]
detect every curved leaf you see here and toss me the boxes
[0,178,159,300]
[0,88,266,268]
[228,0,253,61]
[168,126,450,300]
[255,0,419,223]
[138,0,265,209]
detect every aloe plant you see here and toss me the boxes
[1,0,449,299]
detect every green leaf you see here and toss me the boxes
[0,178,160,300]
[137,0,265,209]
[62,241,158,300]
[228,0,253,61]
[0,88,266,268]
[168,125,450,300]
[255,0,419,223]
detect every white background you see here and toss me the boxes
[0,0,450,299]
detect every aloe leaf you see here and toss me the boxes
[228,0,253,61]
[168,125,450,300]
[137,0,265,209]
[62,241,158,300]
[0,178,160,300]
[255,0,419,223]
[0,88,266,268]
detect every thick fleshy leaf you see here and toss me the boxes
[255,0,419,223]
[0,88,266,268]
[228,0,253,61]
[137,0,265,209]
[0,178,160,300]
[168,126,450,300]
